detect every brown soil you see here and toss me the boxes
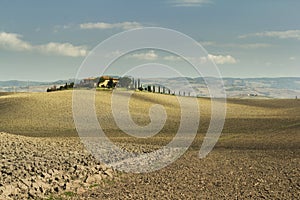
[0,91,299,199]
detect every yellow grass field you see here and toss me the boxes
[0,90,299,199]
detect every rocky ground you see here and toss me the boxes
[78,148,300,200]
[0,132,116,199]
[1,131,299,199]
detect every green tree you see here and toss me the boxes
[97,77,106,87]
[118,77,132,88]
[107,78,115,88]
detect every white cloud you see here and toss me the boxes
[126,50,236,64]
[201,41,272,49]
[163,55,182,61]
[80,22,143,30]
[170,0,213,7]
[127,50,158,61]
[239,30,300,40]
[201,54,237,64]
[38,43,88,57]
[0,32,88,57]
[0,32,33,51]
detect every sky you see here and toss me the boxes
[0,0,299,81]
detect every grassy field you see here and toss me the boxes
[0,90,299,148]
[0,90,299,199]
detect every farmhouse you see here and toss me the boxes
[98,76,119,88]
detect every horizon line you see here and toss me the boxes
[1,76,300,83]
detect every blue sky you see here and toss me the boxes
[0,0,299,81]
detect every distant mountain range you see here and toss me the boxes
[0,79,75,92]
[0,77,299,98]
[140,77,300,98]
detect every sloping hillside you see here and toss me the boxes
[0,90,299,149]
[0,91,299,199]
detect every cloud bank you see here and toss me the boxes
[239,30,300,40]
[127,50,158,61]
[0,32,33,51]
[125,50,237,65]
[80,22,143,30]
[38,43,88,57]
[0,32,88,57]
[0,33,237,64]
[206,54,237,64]
[169,0,213,7]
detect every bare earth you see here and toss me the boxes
[0,91,299,199]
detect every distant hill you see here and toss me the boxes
[0,79,74,92]
[140,77,300,98]
[0,79,75,87]
[0,77,299,98]
[0,80,44,87]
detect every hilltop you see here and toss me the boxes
[1,77,299,98]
